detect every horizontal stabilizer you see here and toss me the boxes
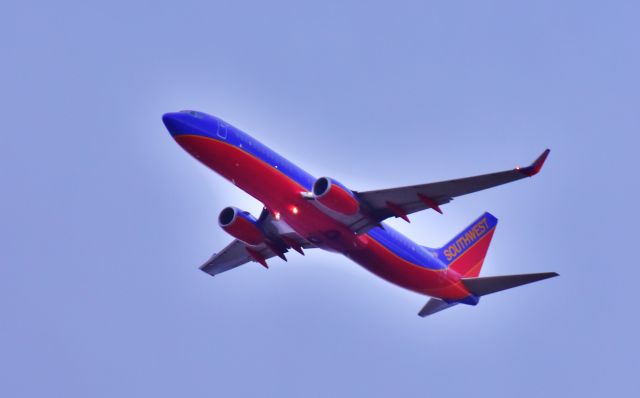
[418,298,458,317]
[462,272,559,297]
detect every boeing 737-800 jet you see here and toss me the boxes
[163,110,557,317]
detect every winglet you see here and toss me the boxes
[518,149,550,177]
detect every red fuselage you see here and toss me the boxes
[164,111,474,301]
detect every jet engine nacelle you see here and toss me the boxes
[312,177,360,216]
[218,206,265,246]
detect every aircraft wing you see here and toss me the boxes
[200,239,263,276]
[200,208,315,277]
[352,149,549,229]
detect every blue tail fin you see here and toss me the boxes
[431,212,498,277]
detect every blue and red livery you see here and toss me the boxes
[163,110,558,317]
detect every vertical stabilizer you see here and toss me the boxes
[431,212,498,277]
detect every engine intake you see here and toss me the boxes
[218,206,264,246]
[312,177,359,215]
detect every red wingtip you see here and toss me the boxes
[520,149,550,177]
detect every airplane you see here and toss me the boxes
[162,110,558,317]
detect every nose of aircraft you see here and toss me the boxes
[162,112,185,136]
[163,110,221,141]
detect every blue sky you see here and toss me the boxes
[1,1,637,396]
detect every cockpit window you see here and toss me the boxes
[180,110,204,119]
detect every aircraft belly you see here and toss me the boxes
[174,134,469,300]
[344,240,468,299]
